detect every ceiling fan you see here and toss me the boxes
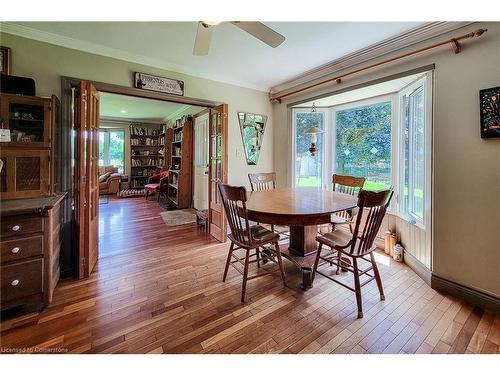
[193,21,285,56]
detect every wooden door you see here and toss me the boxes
[74,81,100,278]
[208,104,228,242]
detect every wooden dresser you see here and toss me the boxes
[0,194,65,311]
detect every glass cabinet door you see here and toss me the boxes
[0,95,51,147]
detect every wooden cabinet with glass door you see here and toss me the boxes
[0,94,59,199]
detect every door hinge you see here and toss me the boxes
[81,257,86,266]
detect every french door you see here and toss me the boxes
[208,104,228,242]
[74,81,100,278]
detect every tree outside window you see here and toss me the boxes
[335,102,392,191]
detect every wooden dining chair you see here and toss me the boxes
[330,174,366,232]
[248,173,288,239]
[312,189,393,318]
[248,172,277,191]
[218,183,287,303]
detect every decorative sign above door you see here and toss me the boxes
[237,112,267,165]
[134,72,184,96]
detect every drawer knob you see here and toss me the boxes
[11,247,20,254]
[11,279,20,286]
[12,225,20,231]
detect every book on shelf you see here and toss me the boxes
[131,159,158,167]
[129,124,160,136]
[130,137,159,146]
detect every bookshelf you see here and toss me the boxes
[129,123,162,189]
[167,115,193,209]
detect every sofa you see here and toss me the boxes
[99,166,121,195]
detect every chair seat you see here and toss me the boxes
[229,225,280,247]
[316,230,353,249]
[251,225,280,244]
[144,183,160,192]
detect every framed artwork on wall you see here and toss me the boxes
[480,86,500,138]
[1,46,11,75]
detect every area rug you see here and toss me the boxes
[160,209,197,226]
[117,189,145,198]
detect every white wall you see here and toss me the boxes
[0,32,274,188]
[272,22,500,297]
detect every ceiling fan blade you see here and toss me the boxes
[231,22,285,48]
[193,21,213,56]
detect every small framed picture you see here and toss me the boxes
[1,46,11,75]
[480,86,500,138]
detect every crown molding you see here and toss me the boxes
[100,116,164,125]
[164,105,192,122]
[0,22,268,92]
[270,21,474,96]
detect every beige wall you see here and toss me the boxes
[0,32,274,188]
[272,22,500,297]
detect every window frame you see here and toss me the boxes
[291,107,329,188]
[396,74,432,229]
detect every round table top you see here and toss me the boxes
[246,188,358,226]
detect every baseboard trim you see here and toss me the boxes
[431,275,500,313]
[403,250,432,286]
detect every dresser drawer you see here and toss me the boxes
[1,258,43,303]
[1,215,43,238]
[1,235,43,264]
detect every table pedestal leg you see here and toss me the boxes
[285,225,318,289]
[289,225,318,256]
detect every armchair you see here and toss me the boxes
[99,166,121,195]
[144,171,169,201]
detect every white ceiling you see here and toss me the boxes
[5,22,424,91]
[100,92,204,123]
[295,73,425,108]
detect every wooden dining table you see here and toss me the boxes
[246,188,358,289]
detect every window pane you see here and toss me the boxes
[98,131,105,167]
[411,88,425,219]
[109,131,125,173]
[335,102,392,191]
[295,112,324,188]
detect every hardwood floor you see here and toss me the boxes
[1,197,499,354]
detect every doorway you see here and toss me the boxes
[63,78,228,279]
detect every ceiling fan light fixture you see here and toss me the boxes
[202,21,222,27]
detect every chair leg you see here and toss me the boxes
[157,191,160,202]
[274,242,287,287]
[222,242,234,282]
[145,191,148,200]
[335,250,341,275]
[311,242,323,283]
[241,248,250,303]
[370,252,385,301]
[352,258,363,318]
[271,224,275,232]
[256,247,261,268]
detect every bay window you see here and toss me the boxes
[291,72,432,228]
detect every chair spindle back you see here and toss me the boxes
[248,172,276,191]
[218,183,253,247]
[349,189,394,256]
[332,174,366,219]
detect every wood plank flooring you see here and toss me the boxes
[1,197,499,354]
